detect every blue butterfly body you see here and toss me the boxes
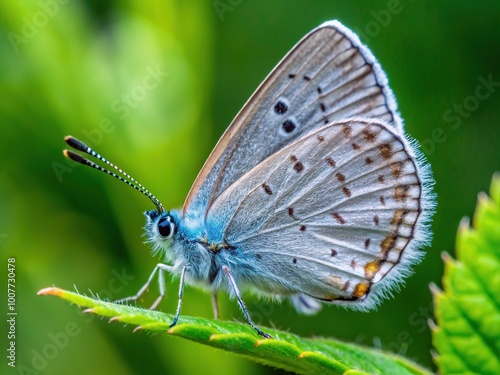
[150,208,286,297]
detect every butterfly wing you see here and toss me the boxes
[206,119,430,309]
[184,21,402,216]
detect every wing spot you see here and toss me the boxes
[380,196,386,205]
[282,119,296,133]
[351,259,357,269]
[320,102,326,112]
[288,207,298,220]
[342,186,352,197]
[292,257,297,264]
[336,173,346,183]
[261,183,273,195]
[332,212,346,224]
[379,144,392,159]
[342,280,350,291]
[299,225,306,232]
[352,143,360,150]
[395,185,410,201]
[325,275,343,289]
[378,175,385,183]
[323,119,330,124]
[364,261,380,279]
[353,282,369,298]
[274,100,288,115]
[391,162,403,179]
[373,215,380,226]
[326,157,336,167]
[303,75,311,81]
[365,157,373,164]
[362,129,376,142]
[317,86,322,94]
[317,135,325,142]
[342,124,352,138]
[364,238,371,249]
[288,73,296,79]
[290,156,303,172]
[392,209,408,225]
[330,249,338,257]
[255,253,262,260]
[381,235,397,255]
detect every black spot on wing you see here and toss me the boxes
[274,100,288,115]
[282,119,296,133]
[261,183,273,195]
[342,186,352,197]
[326,157,336,167]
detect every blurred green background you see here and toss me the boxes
[1,1,499,374]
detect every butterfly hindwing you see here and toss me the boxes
[184,21,402,216]
[206,119,422,307]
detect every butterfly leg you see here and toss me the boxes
[114,263,172,309]
[222,266,271,339]
[150,264,170,310]
[169,264,189,327]
[211,291,219,319]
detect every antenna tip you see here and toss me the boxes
[64,136,88,152]
[63,149,88,165]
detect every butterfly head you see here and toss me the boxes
[145,209,176,242]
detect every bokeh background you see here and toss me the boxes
[1,1,499,374]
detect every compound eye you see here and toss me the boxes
[157,216,175,238]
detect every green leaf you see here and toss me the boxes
[39,287,431,375]
[431,173,500,375]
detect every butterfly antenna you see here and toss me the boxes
[63,136,165,213]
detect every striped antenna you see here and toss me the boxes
[63,136,165,213]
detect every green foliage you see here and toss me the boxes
[432,173,500,374]
[39,287,432,375]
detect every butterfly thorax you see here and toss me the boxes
[146,208,239,288]
[198,238,235,253]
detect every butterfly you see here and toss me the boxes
[64,20,434,338]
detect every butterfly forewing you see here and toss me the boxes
[184,21,402,216]
[206,119,422,305]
